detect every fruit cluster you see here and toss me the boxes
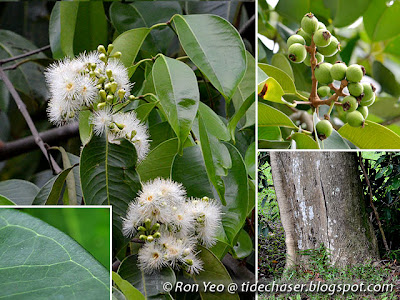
[286,13,376,140]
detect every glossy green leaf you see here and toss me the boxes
[112,272,145,300]
[135,102,157,122]
[232,52,256,128]
[258,102,297,128]
[247,179,256,216]
[313,113,350,149]
[79,110,93,145]
[275,0,330,23]
[208,134,232,177]
[372,61,400,97]
[52,147,77,205]
[0,30,47,103]
[384,35,400,57]
[118,255,176,299]
[259,77,288,104]
[333,0,371,27]
[227,92,255,141]
[49,2,107,58]
[198,102,230,141]
[244,142,256,180]
[258,127,282,140]
[0,195,15,205]
[153,55,199,153]
[290,132,319,149]
[232,229,253,259]
[364,0,400,41]
[137,138,179,183]
[187,246,239,300]
[338,121,400,149]
[173,14,246,99]
[258,140,291,149]
[271,53,294,80]
[258,63,297,95]
[111,28,151,68]
[172,145,214,199]
[199,115,226,205]
[369,97,400,121]
[148,122,177,150]
[0,209,110,299]
[33,166,76,205]
[80,135,141,254]
[0,180,39,205]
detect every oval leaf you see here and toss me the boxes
[258,63,296,94]
[0,195,15,205]
[172,14,246,99]
[0,180,39,205]
[0,209,110,299]
[198,102,230,141]
[258,102,297,128]
[290,132,319,149]
[112,271,145,300]
[153,55,200,153]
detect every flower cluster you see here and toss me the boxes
[122,178,222,274]
[45,44,150,161]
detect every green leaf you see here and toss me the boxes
[0,30,47,103]
[80,135,141,254]
[118,255,176,299]
[271,53,294,80]
[199,115,226,205]
[227,93,255,142]
[232,229,253,259]
[0,195,15,205]
[187,246,239,300]
[111,28,151,68]
[338,121,400,149]
[135,102,157,122]
[258,102,297,128]
[258,77,288,104]
[49,2,107,59]
[232,52,256,128]
[0,209,110,299]
[258,140,291,149]
[172,14,246,99]
[148,121,177,150]
[198,102,230,141]
[258,127,282,140]
[244,142,256,180]
[275,0,330,23]
[372,61,400,97]
[364,0,400,41]
[0,180,39,205]
[290,132,319,149]
[368,97,400,121]
[153,55,200,153]
[333,0,371,27]
[33,166,76,205]
[112,271,145,300]
[79,110,93,145]
[313,113,350,149]
[384,35,400,57]
[258,63,297,95]
[137,138,179,183]
[113,287,126,300]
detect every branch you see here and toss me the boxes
[0,68,61,173]
[0,45,50,65]
[0,123,79,161]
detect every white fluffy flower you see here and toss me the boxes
[76,75,98,105]
[189,198,222,248]
[170,203,195,235]
[47,97,79,126]
[143,178,186,206]
[92,108,113,136]
[122,201,145,238]
[138,242,166,274]
[183,252,204,275]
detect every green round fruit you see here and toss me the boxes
[360,90,376,107]
[296,28,312,45]
[346,110,365,127]
[360,83,375,106]
[357,106,369,119]
[330,62,347,81]
[346,64,365,82]
[317,86,331,97]
[347,82,364,97]
[303,52,324,67]
[314,29,331,47]
[315,62,333,84]
[287,34,306,48]
[288,43,307,63]
[316,120,333,140]
[318,36,340,57]
[301,13,319,35]
[342,95,358,112]
[317,22,326,31]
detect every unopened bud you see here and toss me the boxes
[202,196,209,202]
[118,89,126,99]
[185,259,193,266]
[106,95,113,103]
[139,235,147,241]
[109,77,115,82]
[99,53,107,63]
[99,89,107,100]
[90,63,97,71]
[129,95,135,101]
[89,71,96,77]
[107,44,114,54]
[145,218,152,229]
[153,232,161,239]
[111,51,122,59]
[147,235,154,242]
[97,45,106,54]
[151,223,160,231]
[97,102,106,110]
[115,123,125,130]
[104,83,112,91]
[106,69,112,78]
[98,76,106,84]
[110,82,118,94]
[138,226,146,232]
[183,248,191,256]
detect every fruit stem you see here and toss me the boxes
[305,36,320,107]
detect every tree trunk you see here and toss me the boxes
[269,152,379,269]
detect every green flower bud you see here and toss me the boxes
[99,89,107,100]
[147,235,154,242]
[129,95,135,101]
[104,83,112,91]
[109,77,115,82]
[110,82,118,94]
[106,95,114,103]
[98,76,106,84]
[145,218,152,229]
[99,53,107,63]
[115,123,125,130]
[139,235,147,241]
[183,248,191,256]
[151,223,160,231]
[97,102,106,110]
[153,232,161,239]
[118,89,126,99]
[97,45,106,54]
[185,259,194,266]
[106,69,113,78]
[111,52,122,59]
[90,63,97,71]
[202,196,209,202]
[89,71,96,77]
[107,44,114,54]
[138,226,146,232]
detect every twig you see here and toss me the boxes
[0,123,79,161]
[0,68,61,174]
[358,154,390,252]
[0,45,50,65]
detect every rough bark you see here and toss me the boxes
[270,152,379,269]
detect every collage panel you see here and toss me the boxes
[257,151,399,299]
[258,0,400,150]
[0,1,256,299]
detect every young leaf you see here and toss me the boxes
[112,272,145,300]
[258,102,297,128]
[172,14,246,99]
[153,55,200,153]
[0,209,110,299]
